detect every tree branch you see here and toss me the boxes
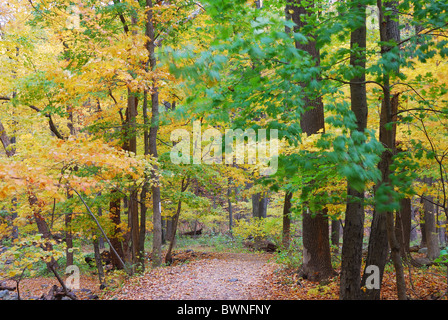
[72,189,130,274]
[27,105,66,140]
[323,76,385,91]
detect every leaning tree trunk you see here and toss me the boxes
[1,119,76,299]
[165,177,190,264]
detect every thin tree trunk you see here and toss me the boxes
[0,120,15,157]
[93,238,106,288]
[1,120,76,298]
[282,191,293,249]
[422,178,440,260]
[28,193,77,299]
[331,220,340,252]
[165,177,189,264]
[228,178,233,232]
[128,189,139,270]
[109,193,125,270]
[65,201,74,268]
[396,197,412,256]
[146,0,162,267]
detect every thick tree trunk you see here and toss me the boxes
[121,88,140,272]
[299,210,336,281]
[340,1,367,300]
[286,0,335,282]
[396,197,412,256]
[362,0,407,300]
[252,192,268,218]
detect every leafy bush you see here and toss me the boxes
[232,217,282,244]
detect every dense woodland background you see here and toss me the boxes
[0,0,448,300]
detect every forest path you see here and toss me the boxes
[107,251,284,300]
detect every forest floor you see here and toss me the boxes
[102,248,448,300]
[104,251,288,300]
[5,247,448,300]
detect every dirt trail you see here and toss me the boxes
[108,252,281,300]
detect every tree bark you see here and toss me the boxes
[93,238,106,288]
[361,0,407,300]
[109,193,125,270]
[252,192,268,218]
[0,120,16,157]
[299,209,336,281]
[165,177,189,264]
[396,197,412,256]
[331,220,340,252]
[422,178,440,260]
[286,0,336,282]
[282,191,293,249]
[1,119,76,298]
[228,178,233,232]
[146,0,162,267]
[340,1,368,300]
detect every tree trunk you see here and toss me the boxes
[121,87,140,271]
[139,184,148,270]
[299,210,336,281]
[165,177,189,264]
[1,111,77,299]
[286,0,336,282]
[165,199,182,264]
[422,178,440,260]
[0,120,16,157]
[282,191,293,249]
[109,194,125,270]
[145,0,162,268]
[362,0,407,300]
[65,203,74,268]
[252,192,267,218]
[93,238,106,288]
[128,190,139,270]
[228,179,233,232]
[396,197,412,256]
[340,1,367,300]
[331,220,340,252]
[28,193,77,299]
